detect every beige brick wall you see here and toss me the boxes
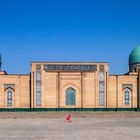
[31,62,109,108]
[45,72,58,108]
[83,72,95,108]
[20,75,30,108]
[107,76,117,108]
[108,75,137,108]
[59,72,81,108]
[0,74,30,108]
[0,62,138,109]
[117,76,137,108]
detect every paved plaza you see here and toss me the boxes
[0,112,140,140]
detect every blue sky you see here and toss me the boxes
[0,0,139,74]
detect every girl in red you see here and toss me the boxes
[66,114,72,122]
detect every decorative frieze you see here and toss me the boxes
[44,64,97,72]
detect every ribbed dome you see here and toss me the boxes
[129,45,140,65]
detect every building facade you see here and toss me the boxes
[0,46,140,109]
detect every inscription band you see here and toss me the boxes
[44,64,97,71]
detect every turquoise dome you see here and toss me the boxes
[129,46,140,65]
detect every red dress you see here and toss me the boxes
[66,114,71,122]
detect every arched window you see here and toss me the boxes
[99,72,105,106]
[66,88,76,105]
[36,68,41,106]
[7,90,12,106]
[99,72,104,82]
[124,90,130,105]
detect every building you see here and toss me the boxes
[0,46,140,110]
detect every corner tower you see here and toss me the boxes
[129,45,140,72]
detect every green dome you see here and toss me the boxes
[129,46,140,65]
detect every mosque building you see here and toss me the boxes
[0,46,140,110]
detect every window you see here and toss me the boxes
[125,90,130,105]
[99,82,105,92]
[36,69,41,106]
[99,72,105,106]
[36,72,41,81]
[7,90,12,106]
[99,72,104,81]
[66,88,76,105]
[36,82,41,92]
